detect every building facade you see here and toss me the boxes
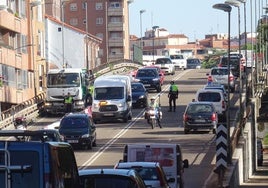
[62,0,131,64]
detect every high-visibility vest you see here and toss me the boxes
[65,96,73,104]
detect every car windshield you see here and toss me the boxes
[187,59,200,64]
[187,104,213,113]
[211,69,228,75]
[170,55,183,59]
[60,117,89,128]
[136,70,156,77]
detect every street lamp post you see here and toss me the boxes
[152,26,159,62]
[30,1,42,101]
[61,0,70,68]
[140,9,146,50]
[213,3,232,166]
[225,0,243,120]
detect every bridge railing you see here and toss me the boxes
[0,60,142,130]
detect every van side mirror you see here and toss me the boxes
[183,159,189,168]
[127,95,131,102]
[167,177,175,183]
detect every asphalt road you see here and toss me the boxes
[33,68,239,188]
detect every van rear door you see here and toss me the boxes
[123,143,180,188]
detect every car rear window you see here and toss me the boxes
[198,93,221,102]
[136,70,156,77]
[187,104,213,113]
[211,69,228,75]
[155,58,172,64]
[81,176,137,188]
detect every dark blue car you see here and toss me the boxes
[131,82,148,108]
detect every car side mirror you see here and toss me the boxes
[127,95,131,102]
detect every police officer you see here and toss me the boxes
[168,81,179,112]
[64,92,74,113]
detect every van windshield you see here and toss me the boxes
[95,87,124,100]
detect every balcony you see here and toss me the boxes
[109,38,123,47]
[0,11,27,34]
[107,8,123,16]
[108,22,123,31]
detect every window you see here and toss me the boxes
[96,3,103,10]
[110,2,120,8]
[110,16,121,23]
[96,18,103,25]
[70,3,77,11]
[70,18,78,26]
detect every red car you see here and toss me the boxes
[143,65,165,85]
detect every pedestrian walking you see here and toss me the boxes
[64,92,74,113]
[168,81,179,112]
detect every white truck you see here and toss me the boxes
[44,68,89,114]
[170,54,187,70]
[91,75,132,123]
[122,143,189,188]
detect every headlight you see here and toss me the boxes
[118,102,124,107]
[81,134,90,138]
[45,102,52,107]
[153,78,159,81]
[139,95,145,99]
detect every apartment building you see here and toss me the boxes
[0,0,46,112]
[62,0,131,64]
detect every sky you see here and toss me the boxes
[129,0,257,42]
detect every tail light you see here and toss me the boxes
[222,100,225,109]
[207,76,212,82]
[183,114,188,121]
[211,113,217,121]
[229,75,234,81]
[218,63,222,67]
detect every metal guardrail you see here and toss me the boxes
[0,60,142,130]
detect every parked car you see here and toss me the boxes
[207,67,236,93]
[79,169,147,188]
[59,113,97,150]
[155,57,175,75]
[195,88,227,120]
[144,65,165,85]
[257,139,264,166]
[135,67,162,92]
[218,53,242,78]
[186,58,201,69]
[114,162,172,188]
[183,101,218,134]
[131,82,148,108]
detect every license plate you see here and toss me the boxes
[144,84,150,87]
[67,140,78,143]
[195,119,206,123]
[104,113,114,116]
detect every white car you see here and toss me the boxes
[114,162,172,188]
[155,57,175,75]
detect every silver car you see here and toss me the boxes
[207,67,235,93]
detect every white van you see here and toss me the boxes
[195,88,227,119]
[92,75,132,123]
[122,143,189,188]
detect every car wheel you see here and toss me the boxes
[184,129,190,134]
[157,86,161,93]
[88,141,93,150]
[213,129,216,134]
[93,139,97,147]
